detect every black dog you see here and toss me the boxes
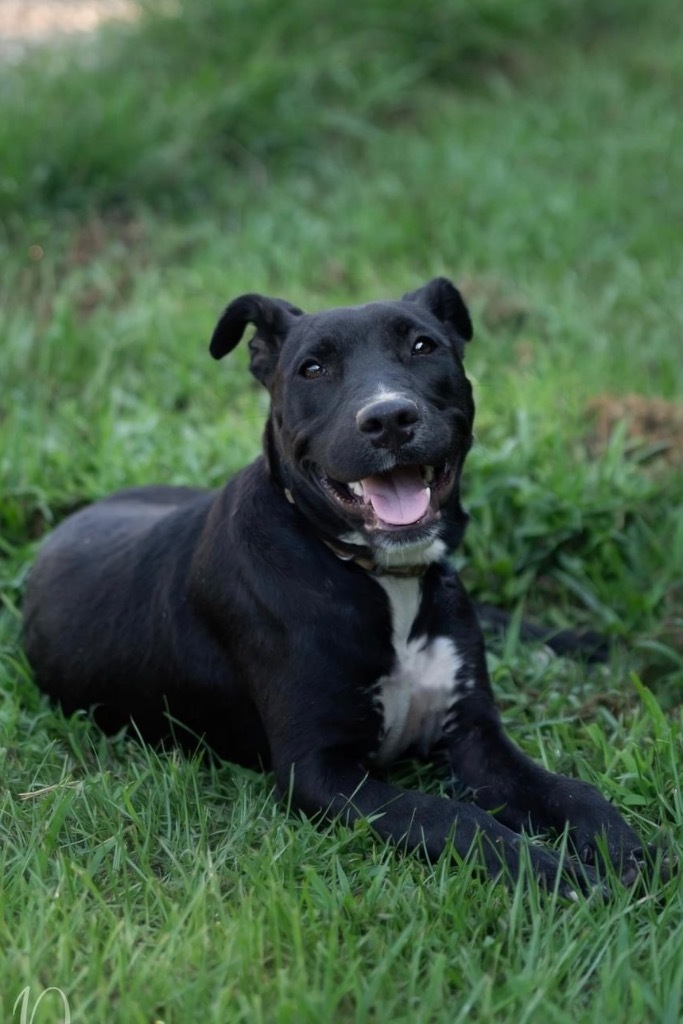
[23,277,652,896]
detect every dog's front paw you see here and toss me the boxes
[568,798,673,887]
[539,851,608,902]
[578,836,677,887]
[545,774,665,888]
[491,837,608,902]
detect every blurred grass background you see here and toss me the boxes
[0,1,682,1021]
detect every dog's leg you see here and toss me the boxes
[273,751,598,896]
[445,687,652,885]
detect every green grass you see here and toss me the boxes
[1,0,682,1020]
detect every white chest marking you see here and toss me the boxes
[373,576,463,765]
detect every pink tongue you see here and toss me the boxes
[360,467,430,526]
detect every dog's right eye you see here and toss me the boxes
[300,360,325,379]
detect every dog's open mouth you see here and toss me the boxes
[322,463,454,530]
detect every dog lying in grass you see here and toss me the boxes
[23,277,662,896]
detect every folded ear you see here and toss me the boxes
[209,293,303,386]
[402,277,473,355]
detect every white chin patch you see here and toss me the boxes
[339,529,445,568]
[339,530,367,547]
[373,535,446,569]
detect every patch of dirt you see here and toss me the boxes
[586,393,683,467]
[0,0,138,60]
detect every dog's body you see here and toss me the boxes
[23,278,651,894]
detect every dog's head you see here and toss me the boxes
[210,278,475,569]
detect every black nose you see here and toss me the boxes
[355,397,420,448]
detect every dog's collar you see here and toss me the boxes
[320,537,429,578]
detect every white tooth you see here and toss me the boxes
[422,466,435,484]
[348,481,364,498]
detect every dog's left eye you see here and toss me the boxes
[299,359,325,379]
[412,336,437,355]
